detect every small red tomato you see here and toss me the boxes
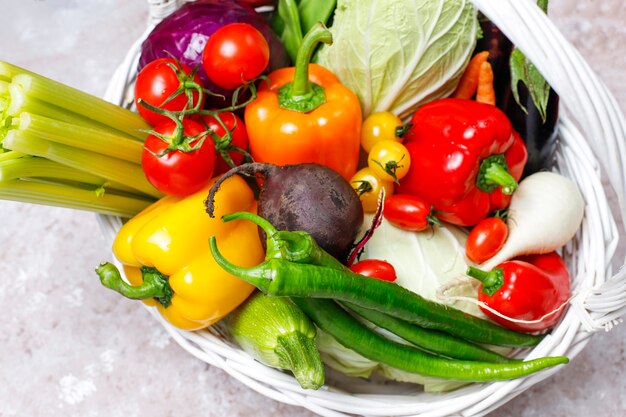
[383,194,438,232]
[196,112,249,175]
[142,118,216,196]
[350,259,397,282]
[134,58,205,126]
[202,23,270,90]
[465,217,508,263]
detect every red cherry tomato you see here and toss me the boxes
[383,194,437,232]
[134,58,205,126]
[142,119,216,196]
[350,259,397,282]
[196,112,249,175]
[202,23,270,90]
[465,217,508,263]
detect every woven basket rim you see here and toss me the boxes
[99,1,626,416]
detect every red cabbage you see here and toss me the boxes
[138,0,289,107]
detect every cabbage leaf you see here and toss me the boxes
[317,0,479,120]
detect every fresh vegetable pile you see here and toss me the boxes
[1,0,589,394]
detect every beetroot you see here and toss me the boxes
[206,162,364,262]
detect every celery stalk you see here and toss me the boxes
[4,81,144,139]
[0,150,24,162]
[0,155,148,197]
[15,112,143,164]
[9,70,148,140]
[3,130,162,199]
[0,179,152,218]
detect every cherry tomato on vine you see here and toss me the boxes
[142,118,216,196]
[196,112,249,175]
[134,58,205,126]
[350,259,397,282]
[367,140,411,183]
[383,194,438,232]
[349,167,394,213]
[360,111,405,153]
[465,216,508,263]
[202,23,270,90]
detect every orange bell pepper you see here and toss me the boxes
[244,23,362,181]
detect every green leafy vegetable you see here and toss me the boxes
[317,0,479,120]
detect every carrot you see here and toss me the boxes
[452,51,490,100]
[476,61,496,105]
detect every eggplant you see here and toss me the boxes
[475,14,559,177]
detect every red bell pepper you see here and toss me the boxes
[466,251,571,333]
[397,98,528,226]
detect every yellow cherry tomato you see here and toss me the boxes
[367,140,411,183]
[360,111,404,153]
[350,167,394,213]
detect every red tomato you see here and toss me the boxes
[134,58,205,126]
[202,23,270,90]
[196,112,249,175]
[465,217,508,263]
[142,119,216,196]
[383,194,437,232]
[350,259,397,282]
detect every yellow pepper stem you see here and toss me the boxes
[96,262,173,307]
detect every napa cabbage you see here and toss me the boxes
[317,0,479,120]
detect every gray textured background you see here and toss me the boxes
[0,1,624,416]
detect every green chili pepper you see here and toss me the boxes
[211,212,543,348]
[293,298,567,382]
[221,212,513,362]
[342,302,516,363]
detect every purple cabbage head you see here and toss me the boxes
[138,0,289,107]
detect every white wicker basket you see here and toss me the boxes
[98,1,626,416]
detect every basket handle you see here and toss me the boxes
[472,0,626,330]
[146,0,187,23]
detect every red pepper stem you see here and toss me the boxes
[466,266,504,296]
[278,23,332,113]
[96,262,173,307]
[477,154,518,195]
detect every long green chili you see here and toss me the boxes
[222,211,520,361]
[209,237,543,348]
[294,298,567,382]
[343,302,516,363]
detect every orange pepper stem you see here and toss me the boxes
[278,23,333,113]
[96,262,173,307]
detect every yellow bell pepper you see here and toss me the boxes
[96,175,264,331]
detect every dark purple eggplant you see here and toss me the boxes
[475,14,559,177]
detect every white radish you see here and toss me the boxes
[480,171,584,270]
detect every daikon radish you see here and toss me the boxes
[481,171,584,270]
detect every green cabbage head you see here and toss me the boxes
[317,0,479,120]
